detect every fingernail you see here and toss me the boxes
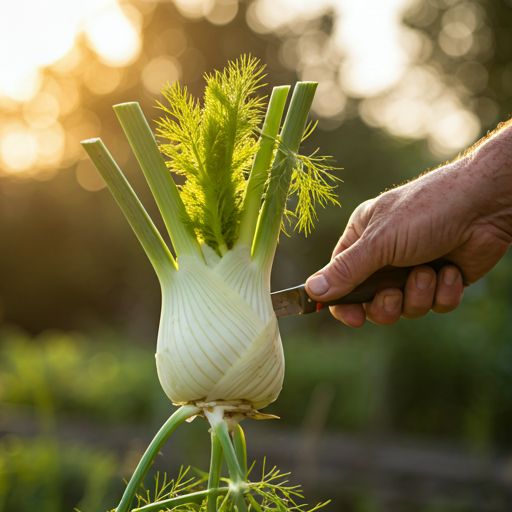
[416,271,433,291]
[383,292,401,312]
[307,274,330,296]
[443,268,458,286]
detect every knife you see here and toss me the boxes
[271,258,453,318]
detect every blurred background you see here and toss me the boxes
[1,0,512,510]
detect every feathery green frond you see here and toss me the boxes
[289,148,341,235]
[259,124,341,238]
[156,55,266,255]
[129,465,329,512]
[135,467,205,509]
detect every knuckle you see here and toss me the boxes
[365,298,401,326]
[329,254,355,284]
[407,292,434,311]
[355,198,375,218]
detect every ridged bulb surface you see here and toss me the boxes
[156,246,284,410]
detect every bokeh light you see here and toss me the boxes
[84,62,123,95]
[246,0,487,156]
[0,0,140,101]
[0,0,144,179]
[173,0,215,20]
[206,0,239,26]
[75,158,108,192]
[0,0,500,179]
[143,56,182,94]
[0,124,39,173]
[85,4,142,67]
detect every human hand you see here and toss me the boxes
[306,123,512,327]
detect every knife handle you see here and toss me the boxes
[312,258,456,312]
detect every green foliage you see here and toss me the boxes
[134,467,206,510]
[157,56,265,254]
[287,123,340,235]
[0,328,164,425]
[156,57,340,253]
[131,464,328,512]
[0,435,118,512]
[245,463,329,512]
[258,123,340,238]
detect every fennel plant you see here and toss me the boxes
[82,56,338,512]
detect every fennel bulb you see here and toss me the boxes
[156,247,282,410]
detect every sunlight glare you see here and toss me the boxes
[0,0,79,101]
[249,0,414,96]
[0,0,141,101]
[85,6,142,67]
[336,0,412,97]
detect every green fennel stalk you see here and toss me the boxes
[237,84,290,248]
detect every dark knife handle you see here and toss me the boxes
[304,258,456,314]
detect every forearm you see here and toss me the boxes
[458,120,512,239]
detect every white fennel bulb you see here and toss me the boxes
[156,247,283,409]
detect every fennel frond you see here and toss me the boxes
[157,55,266,255]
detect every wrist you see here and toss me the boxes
[458,122,512,238]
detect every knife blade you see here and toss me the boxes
[271,258,453,318]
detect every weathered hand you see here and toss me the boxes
[306,122,512,327]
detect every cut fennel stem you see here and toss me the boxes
[83,80,318,412]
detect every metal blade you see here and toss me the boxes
[271,287,305,318]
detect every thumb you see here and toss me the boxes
[305,236,385,301]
